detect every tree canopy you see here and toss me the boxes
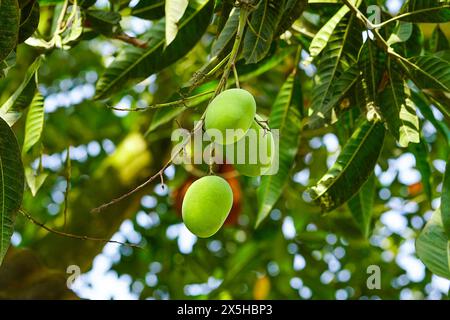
[0,0,449,300]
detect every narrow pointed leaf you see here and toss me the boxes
[307,3,350,62]
[0,0,20,62]
[348,174,376,238]
[257,71,302,226]
[243,0,285,64]
[416,209,450,279]
[211,8,239,57]
[308,120,385,212]
[430,25,449,52]
[407,53,450,93]
[0,56,41,114]
[276,0,308,36]
[95,0,214,99]
[0,116,25,265]
[18,0,40,43]
[379,59,420,147]
[23,91,44,154]
[131,0,165,20]
[308,14,362,127]
[165,0,189,46]
[387,22,413,46]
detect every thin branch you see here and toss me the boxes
[108,91,214,112]
[114,33,148,49]
[20,209,142,249]
[233,64,240,89]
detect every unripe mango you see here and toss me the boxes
[205,89,256,145]
[226,119,274,177]
[182,175,233,238]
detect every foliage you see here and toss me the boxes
[0,0,449,300]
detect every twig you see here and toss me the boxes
[233,64,240,89]
[108,91,214,112]
[20,209,142,249]
[114,33,148,49]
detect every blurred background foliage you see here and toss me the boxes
[0,0,449,299]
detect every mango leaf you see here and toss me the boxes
[86,9,121,36]
[276,0,308,36]
[22,91,44,154]
[411,90,450,145]
[307,2,351,63]
[0,116,25,266]
[308,120,385,212]
[211,8,239,57]
[347,174,376,238]
[379,58,420,147]
[243,0,285,64]
[409,138,433,204]
[0,58,41,126]
[165,0,189,46]
[0,0,20,62]
[0,51,16,78]
[407,53,450,93]
[416,209,450,279]
[396,0,450,23]
[442,158,450,238]
[430,25,449,52]
[257,71,302,226]
[25,168,48,197]
[95,0,214,99]
[18,0,40,43]
[387,22,413,46]
[308,14,362,127]
[131,0,165,20]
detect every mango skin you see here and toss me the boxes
[182,175,233,238]
[227,120,274,177]
[205,89,256,145]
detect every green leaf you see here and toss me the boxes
[442,157,450,238]
[276,0,308,36]
[0,0,20,62]
[416,209,450,279]
[86,9,121,36]
[0,116,25,266]
[307,3,351,63]
[257,71,302,226]
[0,57,41,125]
[347,174,376,238]
[243,0,285,64]
[409,138,433,204]
[308,120,385,212]
[25,167,48,197]
[430,25,449,52]
[62,3,83,45]
[131,0,165,20]
[407,53,450,93]
[0,51,16,78]
[387,22,413,46]
[18,0,40,43]
[22,91,44,154]
[396,0,450,23]
[165,0,189,46]
[95,0,214,99]
[308,13,362,127]
[379,58,420,147]
[411,90,450,145]
[211,8,239,57]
